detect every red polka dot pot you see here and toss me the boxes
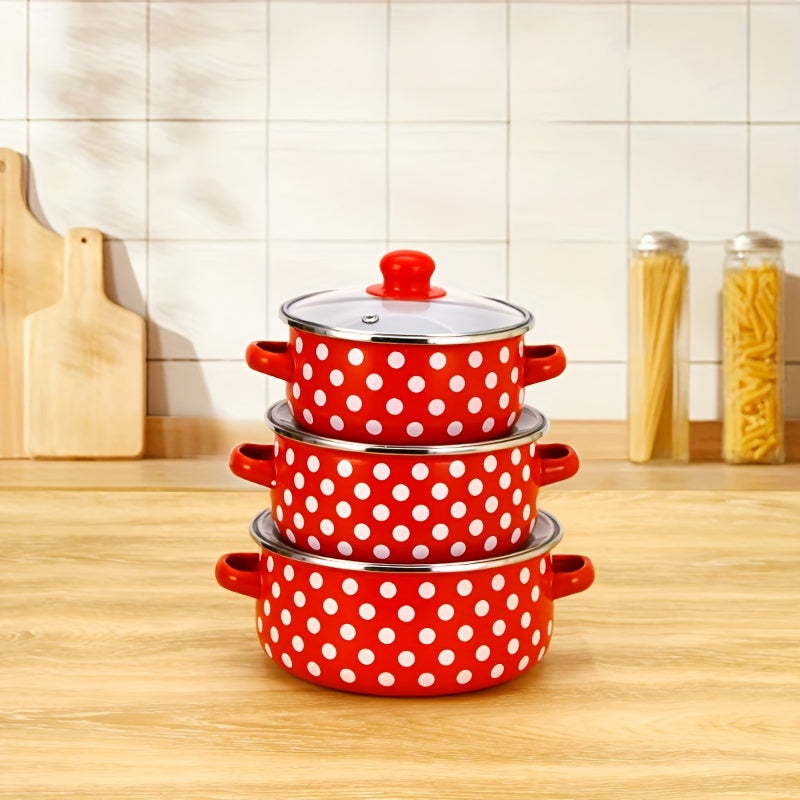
[246,250,566,446]
[229,402,580,563]
[215,508,594,697]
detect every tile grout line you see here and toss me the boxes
[505,0,511,301]
[265,0,271,410]
[145,0,152,413]
[385,0,391,249]
[625,0,632,248]
[24,0,30,167]
[746,0,751,230]
[6,117,798,127]
[263,0,272,405]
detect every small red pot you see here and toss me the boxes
[216,509,594,697]
[247,250,566,445]
[230,402,579,563]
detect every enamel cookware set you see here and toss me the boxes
[216,250,594,697]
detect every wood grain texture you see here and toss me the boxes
[1,485,798,799]
[0,148,63,457]
[23,227,145,458]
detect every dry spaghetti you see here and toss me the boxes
[628,248,689,463]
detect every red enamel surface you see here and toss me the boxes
[229,437,579,563]
[282,331,562,445]
[216,546,594,697]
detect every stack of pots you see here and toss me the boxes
[216,250,594,697]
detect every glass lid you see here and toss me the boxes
[279,250,533,344]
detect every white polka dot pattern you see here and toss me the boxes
[253,553,558,696]
[281,332,550,445]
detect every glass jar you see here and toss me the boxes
[722,231,785,464]
[628,232,690,463]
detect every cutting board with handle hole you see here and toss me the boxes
[0,148,63,457]
[23,227,146,458]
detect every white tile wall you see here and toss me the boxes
[1,0,797,425]
[783,243,800,363]
[510,123,627,242]
[104,240,147,319]
[389,2,506,122]
[750,4,800,122]
[27,121,148,239]
[148,240,267,360]
[0,2,27,119]
[29,2,147,120]
[687,242,725,364]
[149,2,268,121]
[148,361,267,420]
[629,124,748,241]
[269,122,386,240]
[510,3,627,122]
[509,241,628,362]
[270,2,386,121]
[389,123,506,240]
[149,121,267,239]
[0,121,27,154]
[749,125,800,241]
[629,4,747,122]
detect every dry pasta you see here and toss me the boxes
[722,262,784,463]
[628,253,689,462]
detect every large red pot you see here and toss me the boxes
[216,509,594,697]
[247,250,566,445]
[229,402,579,563]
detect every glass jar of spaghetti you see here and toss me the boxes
[722,231,785,464]
[628,232,690,463]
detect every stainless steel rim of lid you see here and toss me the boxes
[279,292,534,344]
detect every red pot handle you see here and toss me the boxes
[535,442,580,487]
[552,555,595,599]
[215,553,261,599]
[522,344,567,386]
[245,340,294,382]
[229,443,277,487]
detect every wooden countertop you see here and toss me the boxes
[1,460,799,799]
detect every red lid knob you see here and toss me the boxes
[366,250,447,300]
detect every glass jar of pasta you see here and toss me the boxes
[628,232,690,463]
[722,231,785,464]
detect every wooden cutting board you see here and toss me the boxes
[0,148,63,457]
[23,227,146,458]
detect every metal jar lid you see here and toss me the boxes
[250,507,563,573]
[725,230,783,254]
[279,250,533,344]
[265,400,549,455]
[633,231,688,256]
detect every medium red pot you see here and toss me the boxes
[229,402,579,563]
[246,250,566,445]
[215,509,594,697]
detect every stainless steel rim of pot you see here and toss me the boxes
[265,401,549,455]
[249,508,563,573]
[279,293,534,345]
